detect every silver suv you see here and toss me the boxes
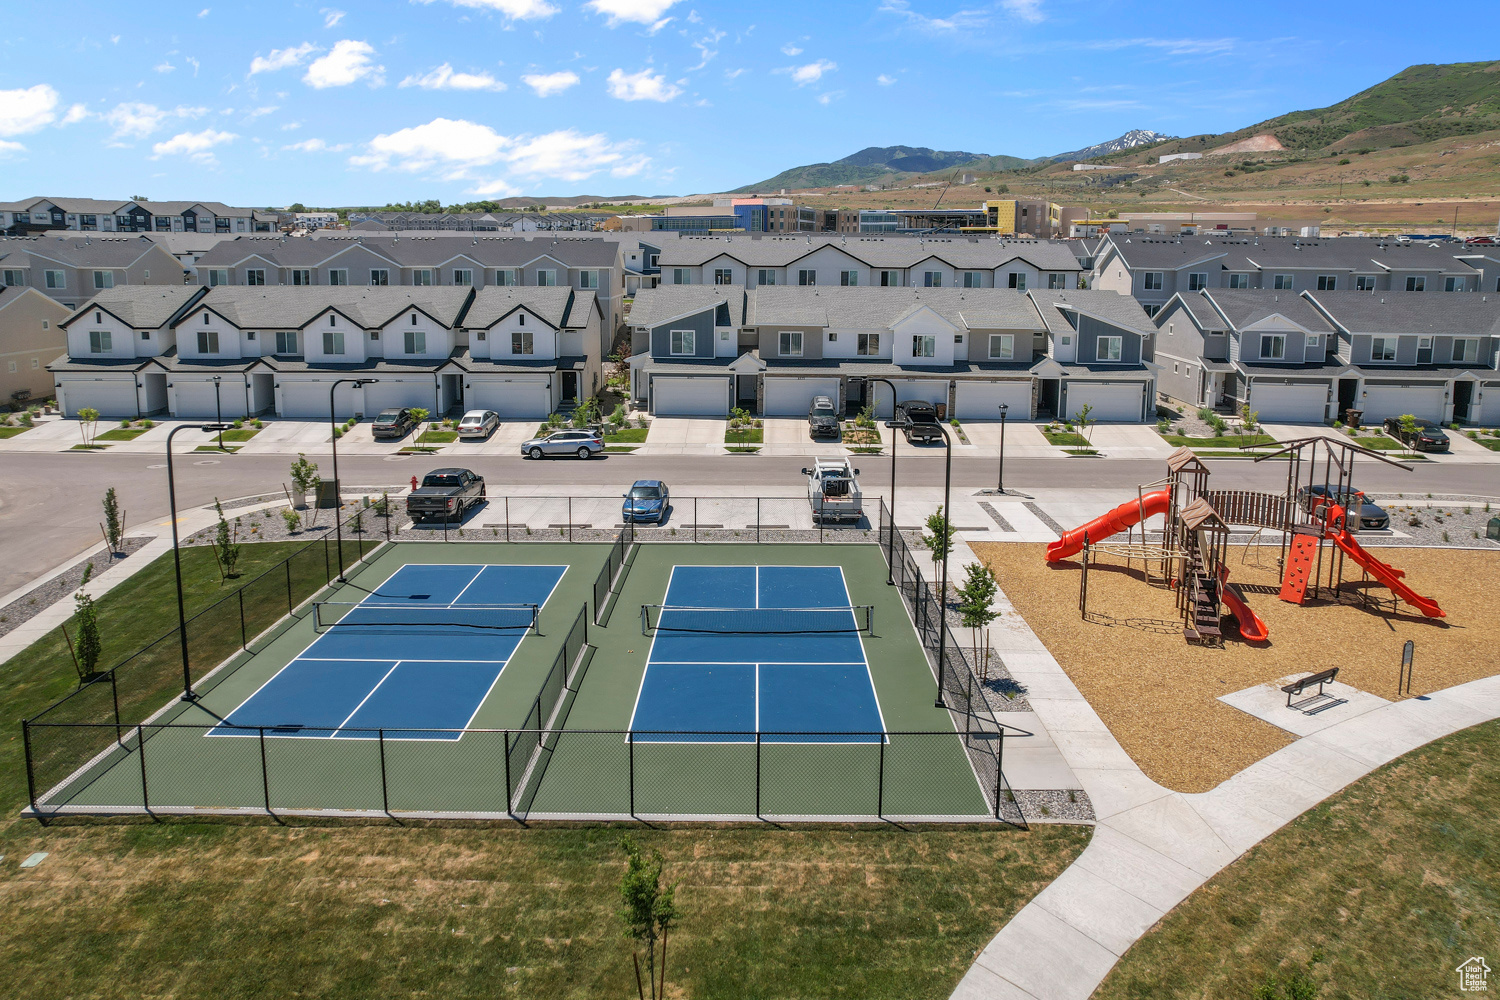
[521,428,604,459]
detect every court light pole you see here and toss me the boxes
[996,402,1009,494]
[933,424,954,709]
[330,377,379,582]
[166,421,231,701]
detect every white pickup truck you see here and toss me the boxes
[802,458,864,525]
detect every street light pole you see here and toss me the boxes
[996,402,1008,494]
[934,423,954,709]
[868,376,900,585]
[166,421,230,701]
[330,377,378,582]
[212,376,223,450]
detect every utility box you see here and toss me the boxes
[315,479,341,509]
[1488,516,1500,541]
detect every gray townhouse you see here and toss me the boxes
[654,233,1084,293]
[1094,235,1484,314]
[0,197,274,236]
[1154,288,1500,425]
[51,284,602,421]
[0,236,189,309]
[626,285,1158,422]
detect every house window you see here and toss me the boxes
[962,272,981,288]
[1228,273,1250,289]
[1355,275,1377,291]
[291,269,312,285]
[879,270,900,287]
[779,331,803,357]
[1406,275,1426,292]
[1098,336,1123,361]
[1453,338,1480,363]
[1,270,22,285]
[204,312,211,324]
[197,330,219,354]
[857,333,880,356]
[580,270,600,289]
[672,269,690,285]
[1271,274,1294,290]
[988,334,1014,360]
[711,268,732,285]
[413,269,434,286]
[911,335,935,358]
[536,269,557,286]
[328,269,349,286]
[1007,273,1026,290]
[923,271,942,288]
[453,269,473,286]
[140,330,147,340]
[245,269,266,286]
[89,330,111,353]
[1370,337,1396,361]
[1316,275,1337,291]
[1142,272,1163,291]
[756,269,777,286]
[1188,272,1208,291]
[490,269,514,286]
[841,270,859,287]
[275,331,298,354]
[369,269,389,286]
[1305,334,1322,359]
[1261,334,1287,360]
[404,330,426,355]
[368,330,379,341]
[827,332,837,342]
[1444,276,1465,292]
[798,269,816,286]
[93,271,115,290]
[669,329,695,355]
[323,330,345,355]
[1143,304,1162,318]
[45,270,66,289]
[1048,273,1068,289]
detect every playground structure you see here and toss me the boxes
[1046,437,1445,646]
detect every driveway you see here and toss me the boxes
[637,417,726,455]
[1087,425,1176,460]
[960,422,1060,458]
[237,420,332,455]
[762,417,816,456]
[446,421,543,457]
[0,415,88,453]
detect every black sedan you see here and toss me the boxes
[1380,416,1450,452]
[1296,485,1390,530]
[371,407,417,440]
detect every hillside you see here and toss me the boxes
[734,146,1002,192]
[1049,130,1177,162]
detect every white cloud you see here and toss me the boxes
[185,56,201,76]
[155,61,175,73]
[0,84,60,136]
[249,42,319,75]
[102,102,169,139]
[586,0,679,26]
[400,63,507,91]
[687,29,725,70]
[284,137,350,152]
[281,121,303,130]
[198,7,210,16]
[1001,0,1044,22]
[877,0,990,32]
[723,67,747,79]
[1083,36,1236,55]
[304,40,384,88]
[780,43,802,56]
[0,139,26,157]
[784,59,835,86]
[61,103,90,125]
[350,117,644,185]
[520,71,581,97]
[876,73,897,85]
[322,8,346,27]
[413,0,559,20]
[817,90,844,105]
[151,128,236,165]
[605,67,681,102]
[246,105,280,118]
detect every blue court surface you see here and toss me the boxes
[630,565,885,743]
[210,564,565,740]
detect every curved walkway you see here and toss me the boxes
[950,568,1500,1000]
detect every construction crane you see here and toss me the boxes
[932,170,960,209]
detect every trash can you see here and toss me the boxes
[936,403,948,422]
[1488,516,1500,542]
[315,479,341,509]
[1343,408,1363,427]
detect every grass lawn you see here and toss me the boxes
[417,430,459,444]
[604,445,639,453]
[725,427,764,445]
[97,427,151,441]
[1041,430,1091,448]
[1343,433,1406,450]
[1095,719,1500,1000]
[193,444,242,453]
[0,425,32,438]
[217,427,261,442]
[1474,437,1500,451]
[70,443,109,450]
[1161,433,1277,449]
[604,426,648,444]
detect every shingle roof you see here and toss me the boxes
[194,234,620,269]
[1028,289,1155,336]
[1200,289,1336,332]
[462,287,592,329]
[1106,233,1480,275]
[2,235,176,269]
[1158,292,1225,331]
[657,234,1082,271]
[627,284,746,328]
[60,286,206,328]
[747,286,1046,331]
[194,286,473,329]
[1304,289,1500,335]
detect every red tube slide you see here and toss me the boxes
[1045,489,1173,562]
[1217,565,1269,641]
[1325,510,1445,618]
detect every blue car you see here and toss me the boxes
[623,480,669,524]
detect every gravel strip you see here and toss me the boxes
[0,536,153,638]
[1014,789,1095,824]
[978,501,1016,532]
[1023,501,1067,536]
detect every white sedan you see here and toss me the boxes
[457,409,501,440]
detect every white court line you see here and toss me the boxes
[649,660,867,665]
[626,563,678,732]
[447,566,489,605]
[837,565,890,739]
[331,661,404,736]
[297,657,509,663]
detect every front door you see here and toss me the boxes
[561,371,579,403]
[1453,380,1473,423]
[1337,378,1358,418]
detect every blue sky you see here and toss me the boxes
[1,1,1496,205]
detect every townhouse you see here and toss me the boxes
[1153,288,1500,424]
[1094,234,1485,314]
[0,236,189,309]
[0,286,71,404]
[51,285,602,421]
[0,198,275,236]
[627,285,1158,422]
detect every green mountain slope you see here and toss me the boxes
[735,145,1007,192]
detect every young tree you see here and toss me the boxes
[1240,404,1259,449]
[618,836,679,1000]
[923,505,954,559]
[1398,413,1419,457]
[289,453,319,517]
[1075,403,1096,453]
[571,396,600,428]
[102,487,124,553]
[78,407,100,447]
[212,499,242,578]
[72,562,102,679]
[955,562,1000,675]
[408,407,430,433]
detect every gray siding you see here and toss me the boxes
[1075,314,1142,364]
[756,325,824,361]
[650,308,715,359]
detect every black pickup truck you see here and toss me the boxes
[406,468,486,523]
[895,400,943,443]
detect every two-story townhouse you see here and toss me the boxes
[1452,245,1500,294]
[1027,290,1160,421]
[1091,237,1232,315]
[0,236,188,309]
[51,286,207,417]
[454,286,603,418]
[0,286,72,405]
[1304,290,1500,425]
[625,285,751,415]
[0,198,265,235]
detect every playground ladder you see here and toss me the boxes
[1279,530,1320,604]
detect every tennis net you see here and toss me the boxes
[313,602,540,633]
[641,604,874,635]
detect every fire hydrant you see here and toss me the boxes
[410,475,419,492]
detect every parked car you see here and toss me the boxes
[622,480,670,523]
[1465,235,1496,245]
[1296,485,1390,530]
[457,409,501,440]
[406,468,486,523]
[894,400,943,443]
[521,428,603,459]
[1380,416,1450,452]
[807,395,840,439]
[371,407,417,440]
[803,458,863,525]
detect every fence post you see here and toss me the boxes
[260,726,272,816]
[503,730,514,816]
[693,497,698,543]
[755,731,762,819]
[505,496,511,542]
[322,534,330,581]
[137,725,151,815]
[110,669,122,740]
[285,560,293,614]
[756,496,761,543]
[22,721,37,816]
[994,731,1005,821]
[378,729,390,816]
[568,496,573,542]
[628,729,636,818]
[877,734,885,819]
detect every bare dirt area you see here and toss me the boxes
[971,542,1500,793]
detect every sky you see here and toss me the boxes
[1,0,1497,206]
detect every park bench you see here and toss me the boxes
[1282,667,1338,708]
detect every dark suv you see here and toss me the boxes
[807,395,839,439]
[1380,416,1450,452]
[372,407,417,440]
[1296,485,1390,530]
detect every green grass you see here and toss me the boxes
[417,430,459,443]
[1095,719,1500,1000]
[1161,433,1277,449]
[97,427,151,441]
[1473,437,1500,451]
[0,425,31,438]
[1345,433,1407,451]
[194,444,242,453]
[725,427,764,445]
[217,427,260,442]
[70,443,109,450]
[604,426,648,443]
[604,445,639,453]
[1042,430,1090,447]
[399,445,443,454]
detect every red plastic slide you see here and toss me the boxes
[1325,510,1446,618]
[1046,489,1172,562]
[1218,565,1269,641]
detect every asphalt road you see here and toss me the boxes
[2,449,1496,599]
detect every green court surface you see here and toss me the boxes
[28,541,995,822]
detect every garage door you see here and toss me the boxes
[763,377,841,417]
[1064,382,1143,422]
[874,379,950,418]
[653,377,729,416]
[62,378,138,418]
[953,381,1032,420]
[1360,385,1444,424]
[364,381,437,418]
[1247,382,1327,424]
[171,379,248,420]
[468,379,551,419]
[280,381,331,420]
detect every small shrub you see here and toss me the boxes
[119,419,132,428]
[281,508,302,534]
[1442,530,1450,543]
[232,418,244,429]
